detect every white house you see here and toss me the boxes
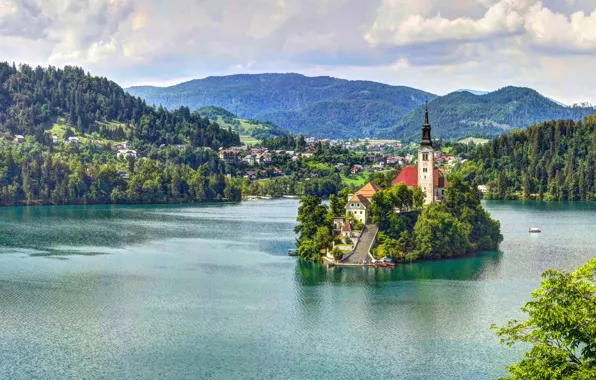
[117,149,137,159]
[13,135,24,143]
[243,155,256,166]
[64,136,79,144]
[345,194,371,225]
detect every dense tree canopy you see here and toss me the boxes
[494,259,596,379]
[0,63,239,150]
[127,73,436,138]
[394,87,596,140]
[0,139,240,205]
[371,175,502,261]
[460,116,596,201]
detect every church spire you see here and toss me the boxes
[421,101,433,147]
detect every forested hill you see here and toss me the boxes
[393,86,595,140]
[126,73,437,139]
[0,63,239,149]
[197,106,289,139]
[459,115,596,201]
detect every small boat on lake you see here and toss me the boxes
[529,228,541,233]
[288,249,298,256]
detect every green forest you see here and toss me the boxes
[127,73,436,138]
[393,87,595,141]
[459,115,596,201]
[0,63,242,206]
[0,63,239,150]
[0,138,241,205]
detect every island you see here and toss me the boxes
[294,104,503,264]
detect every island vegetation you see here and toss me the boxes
[494,259,596,379]
[294,175,502,263]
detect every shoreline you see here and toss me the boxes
[0,199,242,208]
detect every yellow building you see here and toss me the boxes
[345,182,382,224]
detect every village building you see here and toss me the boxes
[392,103,447,204]
[64,136,79,144]
[13,135,24,143]
[244,171,257,180]
[117,149,137,159]
[344,182,382,224]
[243,155,256,166]
[219,149,240,164]
[345,194,371,225]
[341,222,353,238]
[256,153,272,165]
[332,217,345,231]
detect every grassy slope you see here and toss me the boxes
[47,118,129,145]
[458,137,490,145]
[341,173,368,187]
[197,106,288,140]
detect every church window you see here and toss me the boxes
[422,153,429,161]
[423,168,428,173]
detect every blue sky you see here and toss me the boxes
[1,0,596,105]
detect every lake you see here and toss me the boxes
[1,200,595,379]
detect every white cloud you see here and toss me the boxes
[366,0,596,52]
[366,0,533,45]
[0,0,595,105]
[525,2,596,50]
[390,57,410,71]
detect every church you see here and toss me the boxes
[344,103,447,225]
[392,103,447,205]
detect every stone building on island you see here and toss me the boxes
[392,102,447,205]
[344,103,447,226]
[344,182,382,224]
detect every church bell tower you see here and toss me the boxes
[418,102,435,205]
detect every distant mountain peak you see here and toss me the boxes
[126,73,437,138]
[455,89,490,96]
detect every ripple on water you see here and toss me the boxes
[0,200,594,379]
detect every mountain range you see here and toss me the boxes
[126,73,596,140]
[394,86,595,140]
[126,73,436,139]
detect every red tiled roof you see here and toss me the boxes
[342,223,352,232]
[392,166,418,187]
[392,167,448,188]
[355,182,382,199]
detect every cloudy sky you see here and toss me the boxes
[1,0,596,104]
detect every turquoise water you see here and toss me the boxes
[0,200,595,379]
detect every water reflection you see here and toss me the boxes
[294,250,504,286]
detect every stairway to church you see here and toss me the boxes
[341,224,378,264]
